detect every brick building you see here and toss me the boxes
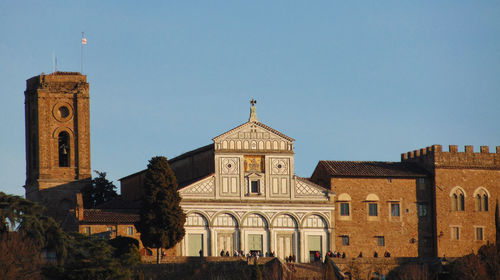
[24,72,91,221]
[23,72,498,263]
[402,145,500,257]
[310,145,500,258]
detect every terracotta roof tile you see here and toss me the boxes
[319,161,428,177]
[82,209,139,224]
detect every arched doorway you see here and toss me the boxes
[242,213,269,256]
[212,213,239,256]
[184,212,209,256]
[272,213,298,260]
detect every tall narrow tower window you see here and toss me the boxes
[58,131,70,167]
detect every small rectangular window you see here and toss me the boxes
[341,235,350,246]
[369,203,378,216]
[475,227,484,241]
[391,203,400,217]
[127,226,134,235]
[418,203,428,217]
[250,181,260,193]
[451,227,460,240]
[84,226,91,235]
[377,236,385,246]
[417,178,426,190]
[340,203,350,216]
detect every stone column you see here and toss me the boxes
[210,228,216,256]
[299,230,305,263]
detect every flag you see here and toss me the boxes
[82,37,87,45]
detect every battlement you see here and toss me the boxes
[26,72,88,94]
[402,145,500,170]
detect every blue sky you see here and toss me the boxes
[1,1,499,197]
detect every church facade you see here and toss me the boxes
[24,72,499,263]
[120,101,335,262]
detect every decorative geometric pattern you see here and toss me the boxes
[272,214,298,228]
[183,177,214,194]
[295,212,306,220]
[303,215,327,228]
[206,211,216,218]
[296,180,323,196]
[235,211,246,218]
[243,213,268,228]
[267,212,277,220]
[271,158,289,175]
[185,213,208,227]
[213,213,238,227]
[221,158,239,174]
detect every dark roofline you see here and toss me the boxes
[318,160,430,178]
[169,143,214,162]
[119,169,146,181]
[119,144,214,181]
[178,173,215,189]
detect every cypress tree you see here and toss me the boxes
[136,156,186,263]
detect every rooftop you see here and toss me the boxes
[81,209,139,224]
[318,161,429,178]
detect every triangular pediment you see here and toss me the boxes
[179,175,215,198]
[213,121,294,152]
[294,177,331,199]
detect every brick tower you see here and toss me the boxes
[24,72,91,220]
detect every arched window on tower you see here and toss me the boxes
[58,131,70,167]
[451,194,458,211]
[474,188,489,212]
[450,187,465,211]
[476,194,482,211]
[459,193,465,211]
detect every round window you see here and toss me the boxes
[53,103,73,122]
[59,106,70,118]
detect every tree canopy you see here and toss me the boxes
[43,233,141,280]
[136,156,186,262]
[82,170,118,208]
[0,192,67,262]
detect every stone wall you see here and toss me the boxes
[330,177,434,258]
[403,145,500,257]
[24,72,92,222]
[434,168,499,257]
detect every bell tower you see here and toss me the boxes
[24,72,91,219]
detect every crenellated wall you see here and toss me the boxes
[402,145,500,171]
[403,145,500,257]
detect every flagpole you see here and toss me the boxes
[81,32,84,73]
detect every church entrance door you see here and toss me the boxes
[277,234,293,260]
[307,235,322,262]
[188,234,203,256]
[248,234,263,255]
[217,233,234,255]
